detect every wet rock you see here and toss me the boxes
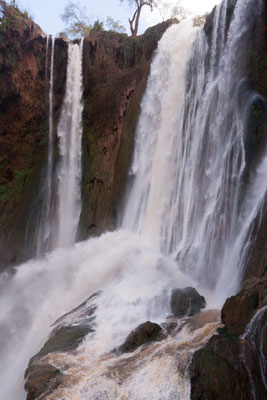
[25,363,63,400]
[25,292,99,398]
[31,325,94,364]
[190,309,267,400]
[31,292,98,363]
[221,273,267,335]
[118,321,164,353]
[171,287,206,317]
[190,332,252,400]
[222,291,259,335]
[190,276,267,400]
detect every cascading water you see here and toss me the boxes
[54,39,84,248]
[123,0,266,303]
[35,36,55,256]
[0,0,266,399]
[30,39,84,255]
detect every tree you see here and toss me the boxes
[61,1,92,38]
[193,12,209,27]
[120,0,157,37]
[106,16,126,33]
[157,1,190,22]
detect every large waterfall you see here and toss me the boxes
[0,0,266,399]
[123,0,265,303]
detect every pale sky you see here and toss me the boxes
[13,0,221,36]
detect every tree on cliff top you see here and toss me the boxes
[61,1,92,38]
[120,0,157,37]
[61,1,126,38]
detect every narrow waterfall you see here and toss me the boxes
[35,36,55,256]
[55,39,84,248]
[0,0,266,398]
[31,39,84,254]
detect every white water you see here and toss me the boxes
[33,39,84,254]
[124,0,266,303]
[55,39,84,248]
[0,0,266,398]
[35,36,55,256]
[122,21,197,251]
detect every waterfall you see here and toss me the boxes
[123,0,266,302]
[31,36,55,257]
[31,39,84,254]
[122,21,197,250]
[37,36,55,256]
[54,39,84,248]
[0,0,266,398]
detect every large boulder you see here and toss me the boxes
[25,291,99,399]
[118,321,164,353]
[171,287,206,317]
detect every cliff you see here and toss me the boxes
[0,0,175,268]
[79,21,176,239]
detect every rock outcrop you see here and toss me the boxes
[24,291,98,400]
[171,287,206,317]
[190,273,267,400]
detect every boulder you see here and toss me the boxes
[118,321,164,353]
[25,292,99,398]
[171,287,206,317]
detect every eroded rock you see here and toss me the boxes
[171,287,206,317]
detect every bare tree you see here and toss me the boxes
[61,1,92,38]
[106,16,126,33]
[157,1,190,22]
[120,0,157,37]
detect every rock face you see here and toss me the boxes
[0,1,68,269]
[79,20,176,239]
[171,287,206,317]
[118,321,164,353]
[0,0,175,269]
[190,274,267,400]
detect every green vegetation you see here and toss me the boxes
[61,1,108,39]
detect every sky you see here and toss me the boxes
[12,0,221,36]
